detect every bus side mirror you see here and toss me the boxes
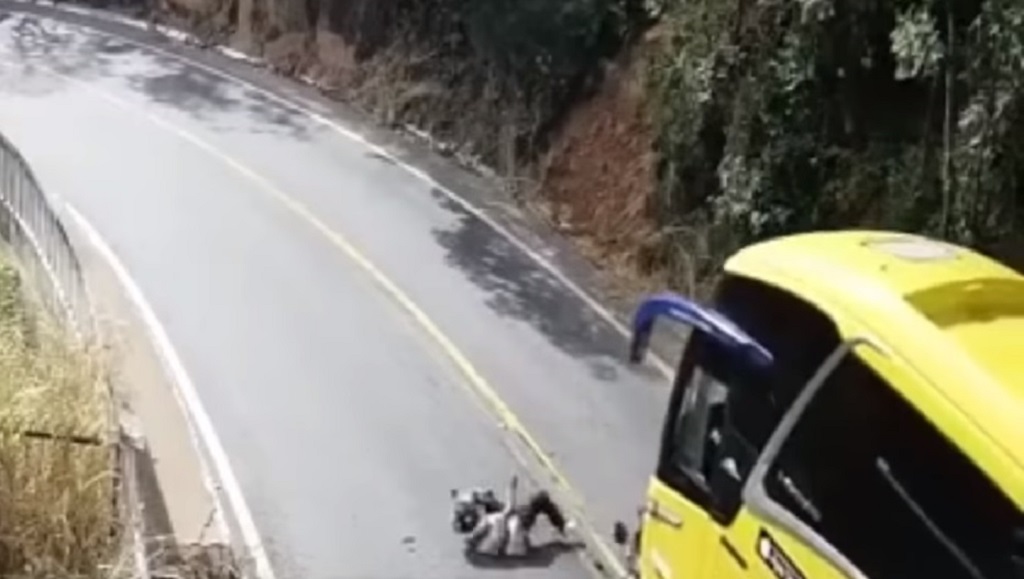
[629,292,773,367]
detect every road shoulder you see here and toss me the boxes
[61,207,236,577]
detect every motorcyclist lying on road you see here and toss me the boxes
[450,475,575,558]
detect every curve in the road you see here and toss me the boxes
[66,204,276,579]
[0,10,669,579]
[7,0,676,380]
[2,49,622,576]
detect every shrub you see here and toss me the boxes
[0,260,116,577]
[650,0,1024,286]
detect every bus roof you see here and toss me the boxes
[723,230,1024,505]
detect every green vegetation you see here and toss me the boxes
[649,0,1024,289]
[0,259,117,577]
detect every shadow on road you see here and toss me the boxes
[463,540,584,571]
[430,187,639,382]
[0,10,314,139]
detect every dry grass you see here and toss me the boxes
[0,260,119,578]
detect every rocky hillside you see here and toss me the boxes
[153,0,1024,296]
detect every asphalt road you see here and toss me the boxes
[0,9,669,579]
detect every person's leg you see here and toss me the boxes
[521,490,568,533]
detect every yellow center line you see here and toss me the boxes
[3,60,629,577]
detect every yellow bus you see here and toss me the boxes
[618,230,1024,579]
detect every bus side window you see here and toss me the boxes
[658,333,733,511]
[1013,528,1024,579]
[764,355,1023,579]
[658,275,843,526]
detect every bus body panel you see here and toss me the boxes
[638,490,854,579]
[633,230,1024,579]
[720,510,850,579]
[722,230,1024,497]
[640,477,714,579]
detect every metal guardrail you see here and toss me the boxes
[0,130,92,336]
[0,130,147,576]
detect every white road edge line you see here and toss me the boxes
[64,203,277,579]
[3,2,676,379]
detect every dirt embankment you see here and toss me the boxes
[151,0,663,294]
[537,35,665,298]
